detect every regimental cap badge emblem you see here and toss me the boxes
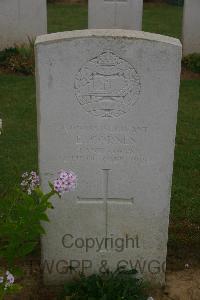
[74,51,141,118]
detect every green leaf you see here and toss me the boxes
[39,213,49,222]
[48,181,54,191]
[18,242,37,257]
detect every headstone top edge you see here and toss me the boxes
[35,29,182,48]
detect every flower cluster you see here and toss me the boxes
[21,171,40,195]
[53,170,77,195]
[0,271,14,290]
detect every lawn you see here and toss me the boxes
[0,76,38,194]
[48,3,88,33]
[172,80,200,225]
[48,3,183,39]
[0,3,199,260]
[143,3,183,39]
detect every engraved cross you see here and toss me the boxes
[77,169,134,238]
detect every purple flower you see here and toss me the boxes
[6,271,14,284]
[53,170,77,195]
[21,171,40,194]
[0,276,3,284]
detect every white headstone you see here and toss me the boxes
[88,0,143,30]
[182,0,200,55]
[35,29,182,285]
[0,0,47,49]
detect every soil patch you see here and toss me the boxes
[181,67,200,80]
[3,258,200,300]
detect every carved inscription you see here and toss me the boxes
[74,51,141,118]
[64,124,147,163]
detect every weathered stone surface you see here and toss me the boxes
[182,0,200,55]
[0,0,47,49]
[35,29,182,285]
[88,0,143,30]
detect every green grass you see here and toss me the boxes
[143,3,183,39]
[171,81,200,224]
[48,3,88,33]
[47,3,183,39]
[169,81,200,257]
[0,75,37,194]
